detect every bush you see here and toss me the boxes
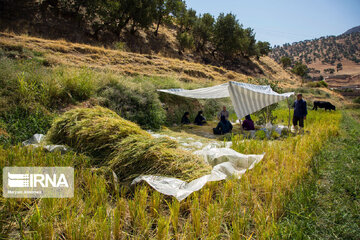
[114,41,127,51]
[0,58,97,110]
[98,80,166,129]
[1,106,53,144]
[53,67,97,103]
[270,130,280,139]
[353,97,360,104]
[177,32,194,52]
[307,80,328,88]
[255,130,266,140]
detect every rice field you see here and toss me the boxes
[0,108,341,239]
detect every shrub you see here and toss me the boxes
[270,130,280,139]
[177,32,194,53]
[1,106,53,144]
[255,130,266,140]
[98,80,166,129]
[353,97,360,104]
[53,67,97,102]
[114,41,127,51]
[307,80,328,88]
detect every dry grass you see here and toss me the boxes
[0,32,300,88]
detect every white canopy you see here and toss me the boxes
[158,81,294,119]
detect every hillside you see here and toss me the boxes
[0,32,298,88]
[271,31,360,89]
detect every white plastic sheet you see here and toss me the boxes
[22,134,68,153]
[159,81,294,119]
[132,146,264,201]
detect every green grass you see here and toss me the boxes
[276,110,360,239]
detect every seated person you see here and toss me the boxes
[213,115,233,135]
[194,111,207,125]
[217,106,229,120]
[242,115,255,130]
[181,112,191,125]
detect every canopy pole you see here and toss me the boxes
[287,98,291,129]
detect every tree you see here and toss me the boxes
[153,0,181,36]
[212,13,243,60]
[324,68,335,74]
[292,62,309,78]
[175,4,197,33]
[177,32,194,53]
[192,13,214,52]
[336,62,343,72]
[280,56,292,68]
[128,0,157,33]
[240,27,257,57]
[256,41,272,58]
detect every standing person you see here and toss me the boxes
[293,93,308,134]
[218,106,229,120]
[213,115,233,135]
[194,111,207,125]
[181,112,191,125]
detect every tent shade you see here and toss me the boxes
[158,83,230,99]
[158,81,294,119]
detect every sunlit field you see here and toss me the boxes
[0,109,341,239]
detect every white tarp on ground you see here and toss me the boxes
[22,134,68,153]
[23,134,264,201]
[132,150,264,201]
[158,81,294,119]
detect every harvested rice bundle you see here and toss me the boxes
[109,135,212,182]
[47,106,211,181]
[47,106,149,160]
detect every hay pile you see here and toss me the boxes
[109,135,211,182]
[47,106,211,181]
[47,106,148,159]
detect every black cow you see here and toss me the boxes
[313,101,336,111]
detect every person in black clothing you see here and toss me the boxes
[213,115,233,135]
[181,112,191,124]
[242,115,255,130]
[194,111,206,125]
[293,93,308,134]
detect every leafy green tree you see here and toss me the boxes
[175,4,197,32]
[177,32,194,53]
[212,13,243,60]
[292,62,309,78]
[239,27,257,57]
[153,0,181,36]
[129,0,157,33]
[324,68,335,74]
[336,63,343,72]
[280,56,292,68]
[192,13,214,52]
[256,41,272,59]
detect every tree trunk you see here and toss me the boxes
[154,16,162,36]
